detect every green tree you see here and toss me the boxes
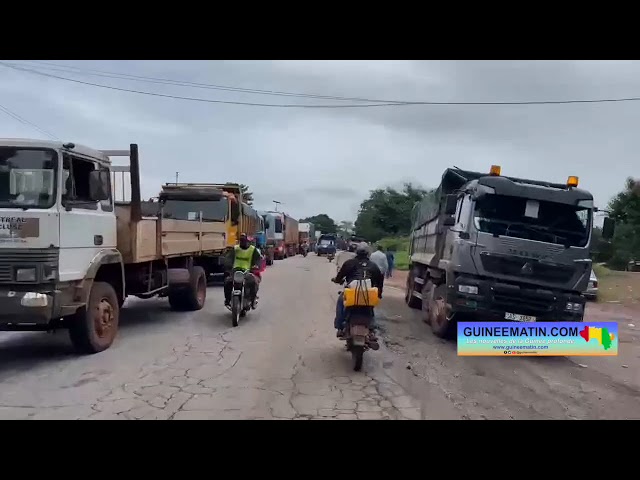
[354,183,429,242]
[606,177,640,269]
[299,214,337,234]
[337,220,354,237]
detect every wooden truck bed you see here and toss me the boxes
[116,204,227,264]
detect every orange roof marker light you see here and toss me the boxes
[567,176,579,188]
[489,165,501,176]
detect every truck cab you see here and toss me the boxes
[0,139,116,329]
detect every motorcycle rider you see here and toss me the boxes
[224,233,263,308]
[331,242,383,338]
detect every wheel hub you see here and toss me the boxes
[95,298,114,338]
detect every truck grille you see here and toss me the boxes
[0,249,59,284]
[480,252,574,283]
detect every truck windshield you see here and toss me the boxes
[0,147,57,209]
[275,218,283,233]
[162,199,227,222]
[473,194,591,247]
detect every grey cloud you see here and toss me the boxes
[0,60,637,221]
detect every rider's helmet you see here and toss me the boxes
[238,233,249,248]
[355,242,370,259]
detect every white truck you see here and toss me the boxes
[0,139,226,353]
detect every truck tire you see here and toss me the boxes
[168,266,207,311]
[68,281,120,354]
[405,270,422,309]
[429,284,456,339]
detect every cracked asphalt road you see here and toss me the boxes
[4,255,635,420]
[0,255,430,420]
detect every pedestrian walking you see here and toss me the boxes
[386,249,395,278]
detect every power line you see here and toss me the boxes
[5,61,640,108]
[0,63,400,108]
[0,102,59,140]
[13,60,403,104]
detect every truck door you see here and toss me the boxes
[58,153,116,282]
[444,194,473,262]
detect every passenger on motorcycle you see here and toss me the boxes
[224,233,263,308]
[331,242,383,338]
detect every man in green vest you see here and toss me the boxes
[224,233,263,308]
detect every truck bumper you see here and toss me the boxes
[0,286,73,330]
[448,275,585,322]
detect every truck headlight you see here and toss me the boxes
[458,285,478,295]
[15,267,37,282]
[565,302,583,312]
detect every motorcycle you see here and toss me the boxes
[327,252,335,262]
[227,268,258,327]
[333,278,380,371]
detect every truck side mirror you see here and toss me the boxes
[443,216,456,227]
[602,217,616,240]
[444,194,458,215]
[89,170,110,201]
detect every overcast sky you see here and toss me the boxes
[1,60,638,224]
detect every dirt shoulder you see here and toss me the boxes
[375,287,640,420]
[594,266,640,311]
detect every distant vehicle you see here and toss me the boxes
[266,211,299,259]
[583,269,598,300]
[316,234,337,256]
[299,222,315,254]
[627,260,640,272]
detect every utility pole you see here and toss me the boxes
[273,200,281,212]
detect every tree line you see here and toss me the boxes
[592,177,640,270]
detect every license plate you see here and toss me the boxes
[232,290,241,295]
[350,325,369,336]
[505,312,536,322]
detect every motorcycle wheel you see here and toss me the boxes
[351,345,364,372]
[231,296,240,327]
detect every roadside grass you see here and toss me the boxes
[593,264,640,307]
[378,237,410,271]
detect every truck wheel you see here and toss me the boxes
[169,266,207,311]
[429,284,456,339]
[421,281,433,324]
[405,271,422,309]
[68,281,120,354]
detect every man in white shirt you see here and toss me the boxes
[335,248,356,274]
[370,244,389,284]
